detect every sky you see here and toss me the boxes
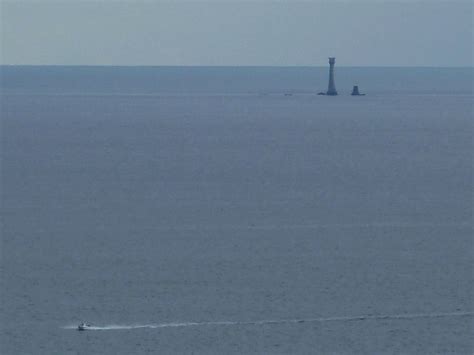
[0,0,472,66]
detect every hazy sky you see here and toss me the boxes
[1,0,472,66]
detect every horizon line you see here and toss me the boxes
[1,64,473,69]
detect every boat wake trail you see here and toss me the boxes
[63,311,473,331]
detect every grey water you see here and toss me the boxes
[1,66,473,354]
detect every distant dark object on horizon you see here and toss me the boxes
[351,85,366,96]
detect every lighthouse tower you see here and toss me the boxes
[326,57,338,96]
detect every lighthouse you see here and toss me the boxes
[326,57,338,96]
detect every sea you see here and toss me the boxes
[1,66,473,354]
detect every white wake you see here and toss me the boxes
[63,311,473,330]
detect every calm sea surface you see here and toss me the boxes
[1,67,473,354]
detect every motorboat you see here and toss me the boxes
[77,323,91,331]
